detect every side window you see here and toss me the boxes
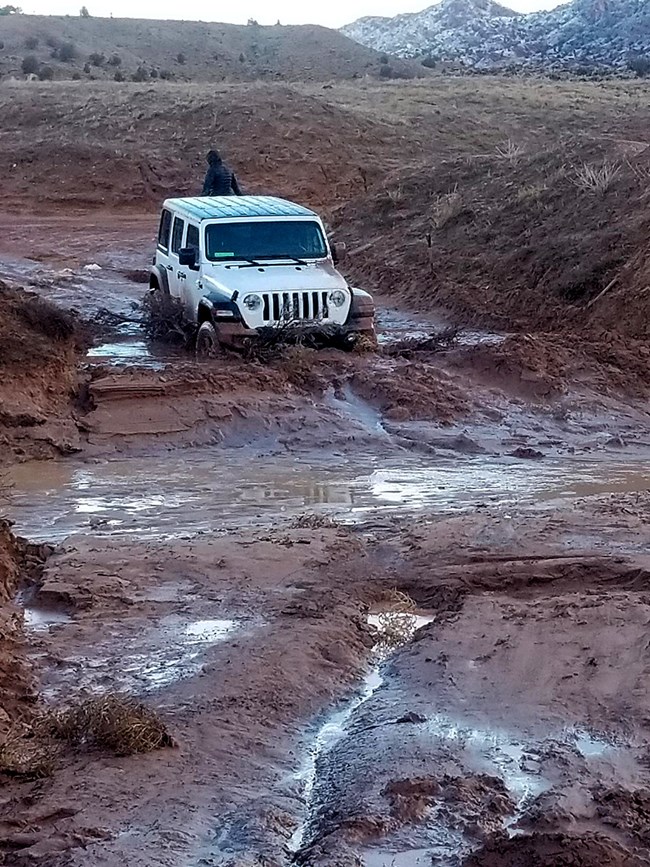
[186,224,199,251]
[158,209,172,251]
[171,217,185,255]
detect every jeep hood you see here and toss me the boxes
[202,261,348,298]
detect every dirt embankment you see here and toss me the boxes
[0,521,49,738]
[0,82,420,213]
[0,283,85,463]
[335,136,650,340]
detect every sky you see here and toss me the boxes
[22,0,565,28]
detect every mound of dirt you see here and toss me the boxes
[335,137,650,339]
[352,360,470,422]
[463,831,645,866]
[0,282,84,463]
[0,82,421,212]
[0,16,422,84]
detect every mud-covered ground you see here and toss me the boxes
[1,214,650,867]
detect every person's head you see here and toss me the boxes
[207,149,222,166]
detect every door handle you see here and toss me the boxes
[177,272,187,280]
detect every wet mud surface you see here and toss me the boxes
[1,215,650,867]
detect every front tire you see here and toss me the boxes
[195,321,222,358]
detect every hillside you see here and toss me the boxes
[1,76,650,342]
[342,0,650,73]
[0,14,422,82]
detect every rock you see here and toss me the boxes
[396,711,427,724]
[508,447,545,459]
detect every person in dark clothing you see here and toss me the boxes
[201,149,242,196]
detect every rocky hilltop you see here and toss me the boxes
[342,0,650,72]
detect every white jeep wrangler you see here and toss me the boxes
[149,195,376,355]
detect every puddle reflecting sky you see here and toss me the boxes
[42,616,238,697]
[6,451,650,542]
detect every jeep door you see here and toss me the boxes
[181,223,202,320]
[156,208,175,290]
[168,215,186,301]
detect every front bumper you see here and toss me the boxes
[213,312,375,348]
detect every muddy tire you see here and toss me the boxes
[195,321,222,358]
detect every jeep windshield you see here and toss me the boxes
[205,220,328,262]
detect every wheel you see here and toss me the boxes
[195,321,222,358]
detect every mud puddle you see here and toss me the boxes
[377,306,503,348]
[85,337,184,369]
[6,453,650,541]
[38,614,241,698]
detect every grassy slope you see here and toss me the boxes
[0,15,421,82]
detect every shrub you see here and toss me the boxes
[88,51,104,66]
[131,65,148,81]
[421,55,437,69]
[83,61,90,73]
[495,138,525,167]
[379,63,394,79]
[107,52,121,66]
[46,694,176,756]
[79,4,89,15]
[141,287,193,344]
[175,51,185,64]
[37,64,54,80]
[628,55,650,78]
[24,35,38,49]
[56,41,76,61]
[379,53,389,65]
[21,54,39,75]
[149,67,158,78]
[113,69,125,82]
[239,52,245,63]
[159,69,172,80]
[571,161,620,195]
[71,70,80,79]
[0,40,4,49]
[0,4,22,13]
[45,35,60,48]
[431,185,466,230]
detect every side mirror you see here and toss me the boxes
[331,241,347,265]
[179,247,199,270]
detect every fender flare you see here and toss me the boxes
[149,264,170,295]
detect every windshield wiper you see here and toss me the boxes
[231,258,263,267]
[240,256,310,267]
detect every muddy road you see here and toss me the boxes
[1,215,650,867]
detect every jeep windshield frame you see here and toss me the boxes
[204,218,328,263]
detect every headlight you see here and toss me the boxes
[243,294,262,311]
[329,290,346,308]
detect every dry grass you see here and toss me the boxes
[46,694,177,756]
[571,160,621,194]
[141,287,194,345]
[431,186,465,230]
[495,138,525,166]
[290,513,341,530]
[1,695,176,779]
[370,589,420,651]
[0,729,59,780]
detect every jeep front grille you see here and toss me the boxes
[261,291,330,323]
